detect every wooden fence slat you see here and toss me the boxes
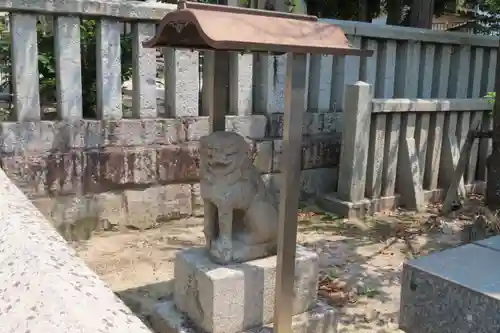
[331,36,361,112]
[415,113,430,184]
[229,53,253,116]
[228,52,238,115]
[399,137,425,211]
[477,113,492,181]
[366,114,386,198]
[382,114,401,197]
[10,14,40,121]
[253,54,271,114]
[439,112,459,188]
[360,39,378,87]
[424,112,445,190]
[96,19,122,119]
[378,40,397,197]
[486,49,497,93]
[308,54,333,112]
[361,40,381,198]
[449,45,471,98]
[433,44,452,98]
[163,48,200,117]
[54,15,83,120]
[394,40,420,200]
[467,111,483,184]
[419,44,435,98]
[425,44,451,190]
[375,40,397,98]
[395,40,421,98]
[200,50,214,117]
[457,112,471,147]
[456,112,471,181]
[131,22,157,118]
[471,48,484,98]
[415,43,435,187]
[397,112,417,200]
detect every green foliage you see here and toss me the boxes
[486,92,494,114]
[485,0,500,12]
[487,91,496,104]
[0,19,134,118]
[303,0,478,23]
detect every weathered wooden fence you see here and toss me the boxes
[0,1,498,120]
[321,82,493,217]
[0,0,498,223]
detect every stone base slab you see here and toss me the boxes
[150,299,338,333]
[400,236,500,333]
[173,246,319,333]
[319,181,485,219]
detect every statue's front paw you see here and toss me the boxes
[210,237,232,264]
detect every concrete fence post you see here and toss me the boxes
[336,81,372,203]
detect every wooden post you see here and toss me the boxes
[485,40,500,210]
[274,53,308,333]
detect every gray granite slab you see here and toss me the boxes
[400,243,500,333]
[474,235,500,252]
[0,169,152,333]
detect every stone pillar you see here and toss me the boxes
[336,81,372,203]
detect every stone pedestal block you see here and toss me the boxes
[400,237,500,333]
[151,299,337,333]
[173,246,319,333]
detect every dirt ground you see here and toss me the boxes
[72,196,486,333]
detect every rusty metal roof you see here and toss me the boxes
[143,1,373,56]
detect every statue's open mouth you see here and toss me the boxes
[209,161,231,169]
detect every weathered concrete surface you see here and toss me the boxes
[151,299,338,333]
[400,238,500,333]
[173,246,319,333]
[0,117,339,199]
[0,168,152,333]
[0,116,341,240]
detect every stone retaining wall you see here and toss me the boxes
[0,113,341,240]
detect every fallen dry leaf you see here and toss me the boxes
[317,276,355,307]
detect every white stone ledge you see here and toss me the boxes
[323,19,498,48]
[371,98,492,113]
[0,169,152,333]
[0,0,176,22]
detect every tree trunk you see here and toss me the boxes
[408,0,435,28]
[386,0,404,25]
[486,42,500,211]
[358,0,371,22]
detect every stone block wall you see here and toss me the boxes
[0,113,341,240]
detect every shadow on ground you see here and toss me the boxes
[79,199,480,333]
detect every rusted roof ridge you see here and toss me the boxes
[143,3,373,57]
[183,0,317,22]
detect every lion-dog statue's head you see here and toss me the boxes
[199,131,253,184]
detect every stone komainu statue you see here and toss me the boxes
[199,131,279,264]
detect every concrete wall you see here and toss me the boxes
[0,114,340,240]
